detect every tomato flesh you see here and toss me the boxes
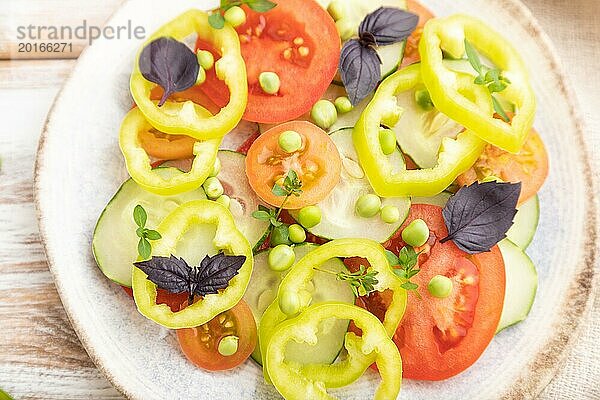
[245,121,341,209]
[402,0,435,66]
[176,300,257,371]
[456,128,549,204]
[198,0,340,123]
[349,205,505,380]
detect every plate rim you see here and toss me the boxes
[33,0,598,398]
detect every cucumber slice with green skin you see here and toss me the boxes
[506,195,539,250]
[92,168,206,287]
[496,239,538,333]
[243,243,355,365]
[393,87,464,168]
[218,151,270,251]
[289,128,410,242]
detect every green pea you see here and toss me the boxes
[427,275,453,298]
[218,335,239,356]
[414,88,434,111]
[279,290,301,315]
[401,218,429,247]
[215,194,231,209]
[310,100,338,130]
[297,205,321,228]
[378,128,397,155]
[196,67,206,85]
[209,157,221,177]
[380,205,400,224]
[334,96,353,114]
[203,177,224,200]
[278,130,302,153]
[270,224,291,246]
[268,244,295,272]
[356,193,381,218]
[288,224,306,244]
[259,71,280,95]
[197,50,214,70]
[223,6,246,28]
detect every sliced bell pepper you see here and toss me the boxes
[119,106,221,195]
[130,9,247,140]
[265,302,402,400]
[132,200,253,329]
[258,238,407,381]
[419,14,536,153]
[353,63,488,197]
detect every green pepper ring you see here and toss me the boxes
[130,9,248,140]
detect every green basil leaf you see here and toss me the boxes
[145,230,162,241]
[138,238,151,259]
[208,13,225,29]
[401,281,418,291]
[247,0,277,12]
[252,210,272,220]
[133,204,147,228]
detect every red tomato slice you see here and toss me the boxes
[456,128,549,205]
[348,204,505,380]
[176,300,257,371]
[402,0,435,67]
[121,286,188,312]
[197,0,340,123]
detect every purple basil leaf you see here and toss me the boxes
[138,37,199,107]
[339,39,381,105]
[134,255,191,293]
[441,181,521,254]
[191,253,246,297]
[359,7,419,46]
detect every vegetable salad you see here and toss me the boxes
[92,0,549,398]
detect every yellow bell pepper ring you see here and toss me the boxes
[132,200,253,329]
[353,63,487,198]
[419,14,536,153]
[258,238,407,380]
[265,303,402,400]
[130,9,248,140]
[119,106,221,196]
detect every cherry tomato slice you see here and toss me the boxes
[402,0,435,67]
[456,128,549,204]
[245,121,341,209]
[176,300,257,371]
[198,0,340,123]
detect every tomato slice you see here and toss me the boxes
[348,205,505,380]
[138,86,221,160]
[121,286,188,312]
[198,0,340,124]
[456,128,549,204]
[402,0,435,67]
[245,121,341,209]
[176,300,257,371]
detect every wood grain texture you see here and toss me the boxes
[0,0,125,59]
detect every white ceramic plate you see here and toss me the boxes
[35,0,597,399]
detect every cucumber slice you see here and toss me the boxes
[393,88,464,168]
[496,239,538,333]
[506,195,539,250]
[412,191,452,207]
[290,128,410,242]
[92,168,206,287]
[218,150,270,250]
[243,244,355,365]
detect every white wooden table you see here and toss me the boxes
[0,1,598,399]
